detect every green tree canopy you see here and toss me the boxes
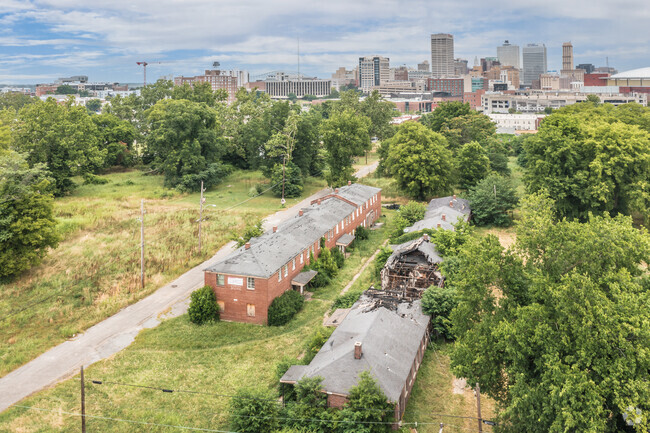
[450,193,650,433]
[523,108,650,220]
[457,141,490,189]
[14,98,105,195]
[92,113,137,168]
[85,99,102,113]
[55,84,76,95]
[359,90,396,140]
[339,371,393,432]
[385,122,454,200]
[0,92,35,111]
[0,152,59,278]
[420,101,471,132]
[145,98,226,189]
[466,174,518,226]
[320,108,371,187]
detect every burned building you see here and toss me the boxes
[380,234,444,298]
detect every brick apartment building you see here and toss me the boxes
[204,183,382,324]
[174,70,240,104]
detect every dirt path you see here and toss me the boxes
[0,162,379,414]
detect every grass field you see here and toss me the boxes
[0,170,327,376]
[0,211,395,432]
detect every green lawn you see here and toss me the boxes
[0,211,396,432]
[0,170,327,376]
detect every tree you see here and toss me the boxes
[523,109,650,220]
[420,101,471,132]
[440,111,497,152]
[0,92,35,111]
[171,81,226,107]
[229,388,280,433]
[0,109,14,153]
[271,161,303,198]
[0,152,59,278]
[145,98,226,190]
[385,122,454,200]
[359,90,396,140]
[586,94,601,105]
[467,174,518,226]
[55,84,76,94]
[287,92,298,102]
[231,219,263,247]
[329,88,340,99]
[284,376,332,432]
[292,109,323,177]
[14,98,105,195]
[450,195,650,433]
[302,94,318,101]
[92,113,137,168]
[421,286,457,340]
[188,285,220,324]
[85,99,102,113]
[320,108,371,187]
[265,111,300,198]
[485,138,511,176]
[457,141,490,189]
[339,371,393,433]
[398,201,426,225]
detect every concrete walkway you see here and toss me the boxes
[0,164,377,413]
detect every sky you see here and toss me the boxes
[0,0,649,85]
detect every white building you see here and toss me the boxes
[358,56,390,92]
[488,113,545,133]
[497,41,520,69]
[430,33,454,77]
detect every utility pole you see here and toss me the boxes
[281,155,286,205]
[139,199,145,289]
[476,382,483,433]
[80,366,86,433]
[199,181,205,254]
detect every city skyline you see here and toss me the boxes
[0,0,649,84]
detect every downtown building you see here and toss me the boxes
[522,43,547,87]
[264,72,332,99]
[174,69,248,104]
[358,56,390,92]
[497,41,520,69]
[430,33,454,77]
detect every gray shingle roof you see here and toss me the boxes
[426,196,471,217]
[204,184,381,278]
[280,294,430,403]
[291,270,318,286]
[387,237,443,267]
[336,233,355,246]
[405,196,471,232]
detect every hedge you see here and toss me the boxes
[268,290,305,326]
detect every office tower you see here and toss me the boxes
[562,42,574,70]
[358,56,390,92]
[417,60,430,72]
[497,40,520,69]
[577,63,595,74]
[454,58,468,76]
[522,43,547,87]
[430,33,454,77]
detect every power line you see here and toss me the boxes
[11,405,241,433]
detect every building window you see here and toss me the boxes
[284,265,288,277]
[247,304,255,317]
[336,224,339,234]
[300,252,304,264]
[292,258,296,270]
[247,277,255,290]
[217,301,225,311]
[278,270,282,282]
[217,274,225,286]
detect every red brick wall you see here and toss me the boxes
[584,73,609,86]
[327,393,348,408]
[205,191,382,325]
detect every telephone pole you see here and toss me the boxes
[80,366,86,433]
[476,382,483,433]
[139,200,145,289]
[199,181,205,254]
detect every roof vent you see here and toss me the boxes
[245,242,251,250]
[442,214,446,221]
[449,200,454,207]
[273,226,278,233]
[354,342,363,360]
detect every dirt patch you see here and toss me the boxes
[484,228,516,249]
[452,377,467,395]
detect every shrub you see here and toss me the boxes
[276,357,302,401]
[355,225,369,241]
[398,201,426,225]
[82,173,109,185]
[268,290,305,326]
[339,371,394,432]
[188,285,220,324]
[229,388,280,433]
[271,161,303,198]
[231,220,264,247]
[304,327,334,364]
[421,285,457,340]
[175,163,233,193]
[374,246,394,277]
[332,290,363,310]
[467,174,518,226]
[330,247,345,268]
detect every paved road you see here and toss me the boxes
[0,163,377,413]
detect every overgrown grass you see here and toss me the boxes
[0,170,326,376]
[401,343,496,432]
[362,175,406,204]
[508,156,525,197]
[0,213,393,432]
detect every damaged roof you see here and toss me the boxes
[204,183,381,278]
[405,196,471,233]
[386,236,443,268]
[281,294,430,402]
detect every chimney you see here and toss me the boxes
[354,342,362,359]
[442,214,446,221]
[299,210,304,216]
[453,194,457,200]
[245,242,251,250]
[449,200,454,207]
[335,188,339,194]
[423,234,429,241]
[348,180,352,186]
[273,226,278,233]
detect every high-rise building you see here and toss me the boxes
[522,44,547,87]
[577,63,595,74]
[418,60,430,72]
[430,33,454,77]
[358,56,390,92]
[562,42,574,71]
[454,58,468,76]
[497,40,520,69]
